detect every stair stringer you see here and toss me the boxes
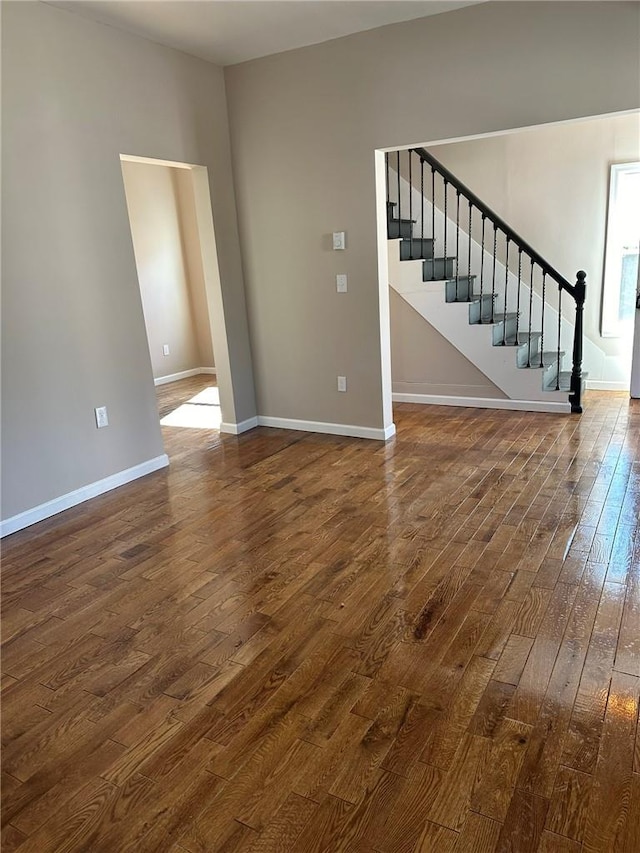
[388,167,607,383]
[389,245,570,409]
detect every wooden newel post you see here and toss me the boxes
[569,270,587,414]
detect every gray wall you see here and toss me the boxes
[1,1,255,521]
[225,1,640,428]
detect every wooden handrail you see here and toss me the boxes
[413,147,577,298]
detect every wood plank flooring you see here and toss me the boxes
[2,378,639,852]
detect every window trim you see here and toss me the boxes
[601,161,640,339]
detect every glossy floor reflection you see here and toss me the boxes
[2,387,639,852]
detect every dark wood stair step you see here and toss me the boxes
[485,312,519,345]
[497,331,543,367]
[388,218,415,239]
[469,293,498,323]
[445,276,477,302]
[499,331,542,348]
[545,370,588,392]
[520,351,565,376]
[422,257,456,280]
[400,238,436,261]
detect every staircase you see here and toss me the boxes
[386,147,587,413]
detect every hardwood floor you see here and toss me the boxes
[2,380,639,852]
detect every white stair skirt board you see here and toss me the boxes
[154,367,216,386]
[0,454,169,538]
[392,392,571,414]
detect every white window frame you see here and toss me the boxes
[601,161,640,338]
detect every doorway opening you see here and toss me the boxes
[602,161,640,397]
[120,155,225,456]
[375,109,640,423]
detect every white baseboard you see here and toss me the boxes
[220,417,259,435]
[0,454,169,538]
[381,423,397,440]
[257,415,395,441]
[220,414,395,440]
[392,392,571,414]
[585,380,629,391]
[154,367,216,387]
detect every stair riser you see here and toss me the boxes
[550,371,588,393]
[516,350,564,385]
[445,278,477,302]
[469,297,497,324]
[516,341,543,368]
[388,220,414,240]
[492,316,518,345]
[541,360,560,386]
[422,258,456,280]
[400,239,435,261]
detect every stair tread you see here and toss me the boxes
[448,293,496,304]
[500,332,542,346]
[545,371,589,392]
[470,293,497,303]
[519,350,565,369]
[474,311,518,324]
[389,217,417,225]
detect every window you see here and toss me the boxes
[601,162,640,338]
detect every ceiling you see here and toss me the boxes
[48,1,482,66]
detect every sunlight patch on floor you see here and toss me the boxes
[160,385,221,429]
[188,386,220,406]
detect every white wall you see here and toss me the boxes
[225,1,640,430]
[1,0,255,523]
[121,160,215,379]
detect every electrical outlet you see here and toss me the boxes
[336,274,348,293]
[337,376,347,392]
[95,406,109,429]
[162,344,170,356]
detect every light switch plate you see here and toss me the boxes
[337,376,347,392]
[336,274,347,293]
[332,231,346,250]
